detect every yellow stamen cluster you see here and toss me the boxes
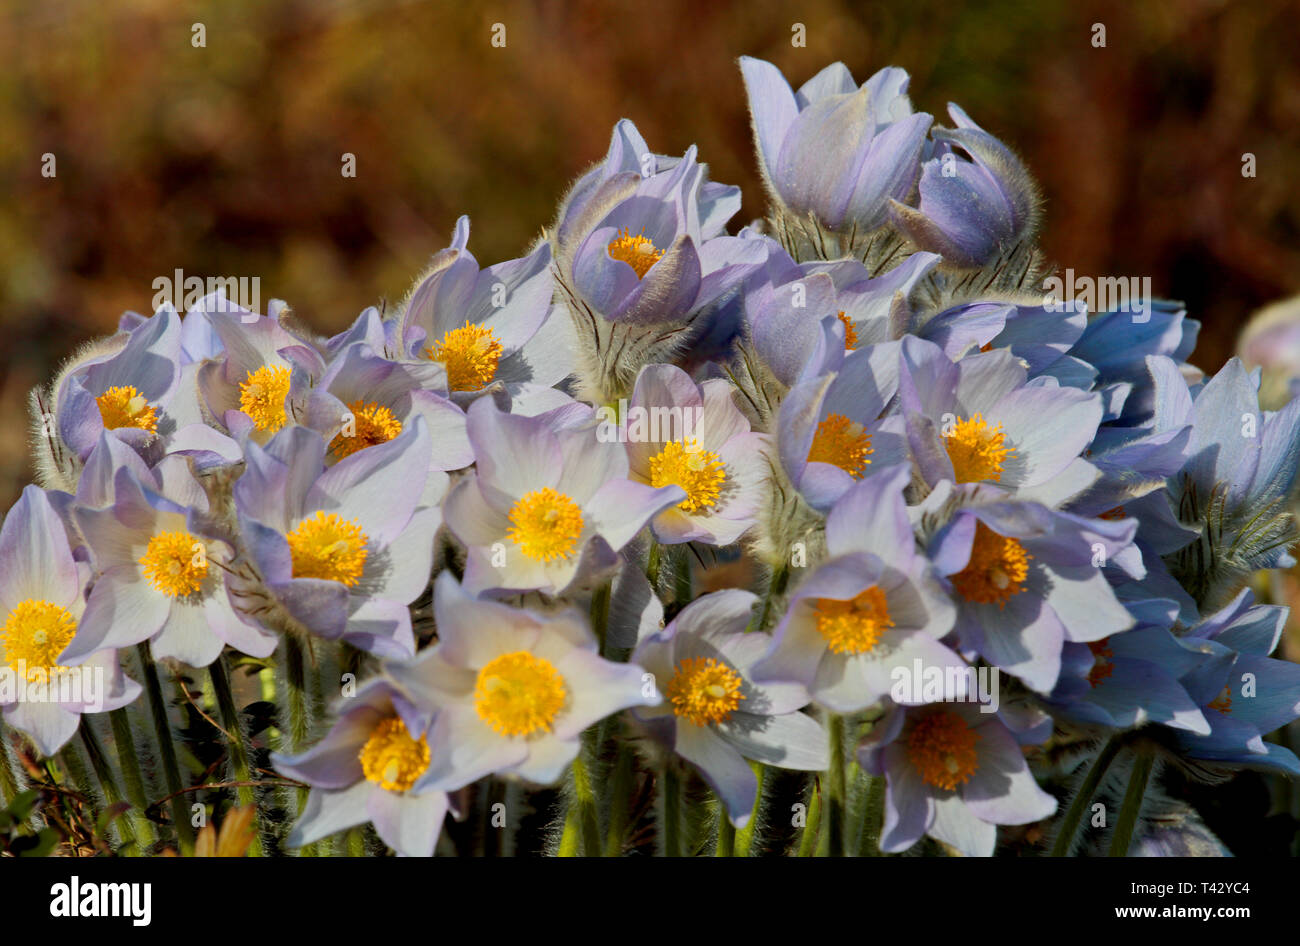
[950,523,1031,607]
[807,413,872,478]
[1,599,77,677]
[906,710,981,791]
[329,400,403,461]
[474,651,568,737]
[286,511,369,587]
[96,385,158,434]
[606,228,664,279]
[423,322,503,393]
[359,717,430,792]
[506,488,584,563]
[139,531,209,597]
[1208,685,1233,716]
[665,657,745,727]
[239,364,293,432]
[648,440,727,514]
[812,586,895,655]
[944,413,1014,483]
[1086,638,1115,688]
[836,311,859,350]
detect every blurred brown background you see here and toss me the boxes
[3,0,1300,508]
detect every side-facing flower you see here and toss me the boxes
[443,398,685,596]
[0,486,139,756]
[384,574,660,790]
[272,677,451,857]
[631,589,826,824]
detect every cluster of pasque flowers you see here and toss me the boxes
[4,56,1300,858]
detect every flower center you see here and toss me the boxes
[606,228,663,279]
[812,586,895,655]
[836,311,858,350]
[648,439,727,513]
[506,488,584,562]
[1208,685,1232,716]
[96,385,159,433]
[665,657,745,727]
[329,400,403,461]
[1,600,77,677]
[807,413,872,478]
[474,651,568,737]
[944,413,1013,483]
[139,531,209,597]
[1086,638,1114,688]
[358,717,430,792]
[423,322,503,393]
[950,523,1031,607]
[286,511,369,587]
[239,364,292,432]
[906,710,980,791]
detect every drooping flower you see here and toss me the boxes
[0,486,139,756]
[621,364,767,546]
[442,398,685,596]
[383,573,660,791]
[630,589,827,824]
[232,418,442,657]
[752,465,963,712]
[858,699,1057,856]
[272,677,452,857]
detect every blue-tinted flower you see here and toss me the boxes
[631,589,826,825]
[753,466,962,712]
[0,486,139,756]
[858,700,1056,856]
[273,678,451,857]
[233,419,442,657]
[384,574,659,791]
[739,57,931,235]
[622,364,766,546]
[442,398,684,596]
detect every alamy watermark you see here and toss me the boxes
[1042,269,1152,323]
[889,659,1000,713]
[151,271,261,321]
[595,400,703,446]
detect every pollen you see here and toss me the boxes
[607,228,664,279]
[836,311,859,350]
[649,439,727,514]
[423,322,503,393]
[239,364,293,432]
[1208,685,1232,716]
[950,523,1031,607]
[807,413,872,478]
[665,657,745,727]
[1086,638,1115,688]
[812,586,895,655]
[1,599,77,677]
[944,413,1014,483]
[139,531,209,597]
[286,511,369,587]
[506,488,584,563]
[906,710,981,791]
[358,717,430,792]
[474,651,568,737]
[96,385,158,434]
[329,400,403,461]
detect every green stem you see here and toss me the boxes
[79,719,138,852]
[714,806,736,857]
[557,800,581,857]
[1050,735,1124,857]
[591,582,611,657]
[826,713,847,857]
[570,753,601,858]
[673,547,692,606]
[856,774,886,856]
[646,540,662,589]
[1108,744,1154,857]
[108,708,155,850]
[660,765,683,857]
[797,778,821,857]
[734,761,766,857]
[209,654,263,857]
[602,745,635,857]
[0,720,21,806]
[279,636,318,854]
[137,643,194,852]
[752,564,789,632]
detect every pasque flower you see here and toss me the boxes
[631,589,827,825]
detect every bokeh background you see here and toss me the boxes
[2,0,1300,854]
